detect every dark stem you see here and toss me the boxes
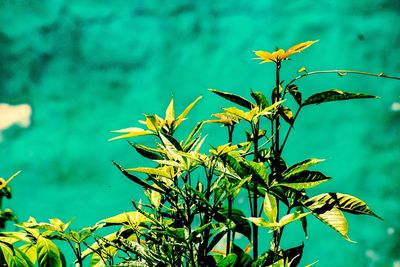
[226,125,234,255]
[279,106,302,154]
[252,122,260,259]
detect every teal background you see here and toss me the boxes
[1,1,399,265]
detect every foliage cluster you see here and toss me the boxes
[1,40,398,266]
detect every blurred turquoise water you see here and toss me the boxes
[1,1,399,266]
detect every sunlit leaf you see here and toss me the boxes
[283,158,324,178]
[278,170,330,189]
[175,96,203,128]
[264,192,278,222]
[20,243,37,264]
[278,211,311,227]
[246,217,277,228]
[303,90,378,106]
[99,211,151,228]
[127,167,170,179]
[304,193,381,219]
[37,236,63,267]
[165,98,175,127]
[209,89,253,109]
[223,107,250,121]
[108,127,153,141]
[305,204,352,242]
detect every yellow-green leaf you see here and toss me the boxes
[175,96,203,128]
[263,192,277,223]
[37,236,63,267]
[165,98,175,126]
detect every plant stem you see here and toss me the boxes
[288,69,400,86]
[279,106,302,154]
[226,125,234,256]
[252,122,260,259]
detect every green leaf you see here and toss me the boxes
[183,121,204,149]
[304,193,381,219]
[283,243,304,267]
[37,236,63,267]
[209,89,253,109]
[263,192,277,222]
[278,170,330,189]
[303,89,378,106]
[216,254,237,267]
[250,91,270,109]
[112,161,164,194]
[0,241,35,267]
[215,207,252,241]
[283,158,324,178]
[129,142,162,160]
[296,206,308,238]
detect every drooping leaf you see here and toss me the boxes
[37,236,63,267]
[112,161,164,194]
[305,203,352,241]
[278,170,330,189]
[303,90,378,106]
[279,106,294,125]
[287,84,302,105]
[296,206,308,238]
[209,89,253,109]
[304,193,381,219]
[283,158,324,178]
[108,127,154,141]
[250,91,270,109]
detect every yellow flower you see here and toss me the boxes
[254,40,318,63]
